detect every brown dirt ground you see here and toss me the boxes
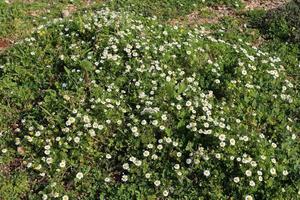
[0,39,12,51]
[169,6,237,26]
[244,0,289,10]
[170,0,289,26]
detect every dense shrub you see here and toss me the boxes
[248,0,300,43]
[0,8,299,199]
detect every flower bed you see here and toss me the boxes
[0,8,299,199]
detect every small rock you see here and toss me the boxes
[17,146,26,155]
[62,10,70,18]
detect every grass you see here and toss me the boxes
[0,0,244,40]
[0,0,103,40]
[0,0,299,199]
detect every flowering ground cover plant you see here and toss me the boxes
[0,7,299,200]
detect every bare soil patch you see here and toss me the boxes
[243,0,289,10]
[62,4,78,18]
[0,39,12,51]
[170,0,289,26]
[169,6,237,26]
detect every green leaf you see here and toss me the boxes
[64,66,71,75]
[80,60,94,72]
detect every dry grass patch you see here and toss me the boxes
[243,0,290,10]
[169,6,238,26]
[0,38,12,51]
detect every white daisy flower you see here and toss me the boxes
[76,172,83,180]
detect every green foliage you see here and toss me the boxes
[0,172,29,200]
[0,0,91,38]
[247,1,300,43]
[0,8,299,199]
[106,0,242,20]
